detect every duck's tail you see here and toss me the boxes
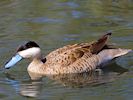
[91,32,112,54]
[98,48,132,65]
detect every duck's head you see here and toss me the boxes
[4,41,41,69]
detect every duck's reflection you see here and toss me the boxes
[5,73,43,97]
[19,80,43,97]
[5,61,128,97]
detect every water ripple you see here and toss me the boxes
[56,2,79,8]
[71,10,83,18]
[17,17,65,24]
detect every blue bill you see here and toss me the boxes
[5,54,23,69]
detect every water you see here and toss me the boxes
[0,0,133,99]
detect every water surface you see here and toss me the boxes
[0,0,133,100]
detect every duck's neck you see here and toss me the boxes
[27,57,45,74]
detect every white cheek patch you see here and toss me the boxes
[18,47,41,58]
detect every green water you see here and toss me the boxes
[0,0,133,100]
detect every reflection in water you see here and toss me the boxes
[19,80,42,97]
[5,73,43,98]
[5,62,128,98]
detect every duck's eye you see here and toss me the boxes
[26,43,32,48]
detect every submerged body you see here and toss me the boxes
[4,33,132,75]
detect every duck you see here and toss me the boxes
[4,32,132,75]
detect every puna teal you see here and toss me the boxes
[4,33,132,75]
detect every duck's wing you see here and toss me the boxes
[45,33,112,66]
[46,43,80,59]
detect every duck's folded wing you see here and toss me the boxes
[46,48,86,66]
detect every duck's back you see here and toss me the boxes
[46,33,111,59]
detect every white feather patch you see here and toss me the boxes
[18,47,41,58]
